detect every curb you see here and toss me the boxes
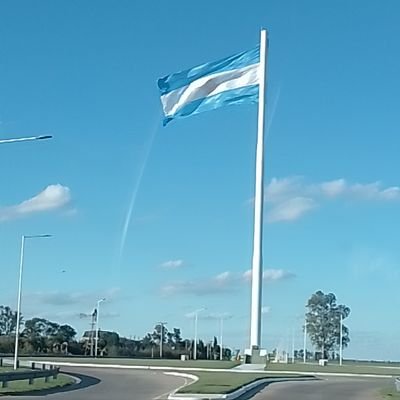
[263,370,394,379]
[31,361,396,379]
[164,371,199,382]
[30,361,233,373]
[62,372,81,386]
[167,377,272,400]
[164,372,199,400]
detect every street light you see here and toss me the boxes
[158,321,167,358]
[192,308,206,361]
[219,314,232,361]
[94,298,106,358]
[0,135,52,145]
[14,234,52,370]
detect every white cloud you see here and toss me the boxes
[26,287,121,306]
[243,269,296,282]
[349,182,400,201]
[380,187,400,200]
[160,259,185,269]
[184,311,233,320]
[266,177,400,202]
[161,272,235,297]
[162,268,294,297]
[264,177,304,203]
[267,197,317,222]
[242,270,252,282]
[202,312,233,320]
[0,184,71,221]
[320,179,347,197]
[214,271,231,282]
[263,269,295,281]
[261,306,271,314]
[262,177,400,223]
[349,182,381,199]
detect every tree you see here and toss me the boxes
[141,333,153,349]
[151,324,168,345]
[0,306,19,335]
[306,291,350,359]
[172,328,182,345]
[22,318,76,353]
[23,318,50,352]
[223,347,232,360]
[50,324,77,354]
[212,336,218,360]
[56,325,77,343]
[197,339,206,359]
[0,335,14,353]
[98,331,120,356]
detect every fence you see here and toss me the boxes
[0,359,59,388]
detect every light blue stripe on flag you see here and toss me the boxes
[158,46,260,125]
[159,46,260,95]
[163,85,259,126]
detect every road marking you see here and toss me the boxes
[153,378,188,400]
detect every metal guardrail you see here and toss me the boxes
[0,358,59,388]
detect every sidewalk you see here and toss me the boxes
[233,363,265,372]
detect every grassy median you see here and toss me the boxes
[0,374,74,395]
[265,362,400,376]
[26,357,239,369]
[381,384,400,399]
[0,367,22,373]
[177,372,307,394]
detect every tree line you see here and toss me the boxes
[0,306,232,360]
[0,290,350,361]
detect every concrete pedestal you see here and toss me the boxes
[244,347,267,364]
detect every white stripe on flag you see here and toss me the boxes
[160,63,260,117]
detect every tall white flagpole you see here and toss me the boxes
[303,319,307,364]
[250,29,268,349]
[339,313,343,365]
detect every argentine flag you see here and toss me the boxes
[158,46,260,125]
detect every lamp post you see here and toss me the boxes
[94,298,106,358]
[158,322,167,358]
[14,234,52,370]
[291,326,295,363]
[219,317,224,361]
[0,135,52,145]
[193,308,206,360]
[219,314,232,361]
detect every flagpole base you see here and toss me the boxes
[243,346,267,365]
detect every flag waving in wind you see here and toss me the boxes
[157,29,269,352]
[158,46,261,125]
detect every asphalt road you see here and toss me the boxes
[247,376,389,400]
[5,367,185,400]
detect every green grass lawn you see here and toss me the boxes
[0,366,30,373]
[25,356,239,369]
[349,361,400,367]
[266,362,400,376]
[0,367,19,373]
[0,374,73,395]
[177,372,307,394]
[381,384,400,399]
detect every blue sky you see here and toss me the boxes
[1,0,400,360]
